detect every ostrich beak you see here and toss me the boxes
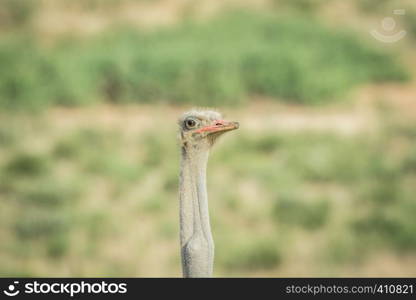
[196,120,239,134]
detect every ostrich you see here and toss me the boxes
[178,109,239,278]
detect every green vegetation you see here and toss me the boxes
[273,196,330,230]
[0,0,36,29]
[0,11,408,110]
[0,0,415,277]
[5,153,50,177]
[219,238,282,271]
[0,109,415,276]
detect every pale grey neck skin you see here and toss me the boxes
[179,142,214,277]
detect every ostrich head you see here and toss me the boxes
[178,109,239,151]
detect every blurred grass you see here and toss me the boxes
[0,0,415,277]
[0,0,36,30]
[0,11,409,110]
[1,108,415,276]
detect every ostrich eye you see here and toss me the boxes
[185,118,198,129]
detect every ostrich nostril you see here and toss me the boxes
[215,122,222,126]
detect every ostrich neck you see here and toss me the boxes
[179,146,214,277]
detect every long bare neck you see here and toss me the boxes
[179,146,214,277]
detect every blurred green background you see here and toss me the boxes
[0,0,416,277]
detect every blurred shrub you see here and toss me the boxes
[18,181,78,207]
[0,0,36,29]
[0,11,408,109]
[8,177,82,260]
[351,129,416,253]
[0,37,63,110]
[352,200,416,252]
[46,235,70,259]
[53,128,142,182]
[5,153,50,177]
[220,239,282,271]
[402,147,416,173]
[53,128,113,158]
[14,210,70,240]
[273,195,330,230]
[325,230,364,264]
[53,138,82,160]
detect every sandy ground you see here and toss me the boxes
[35,0,271,37]
[46,81,415,139]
